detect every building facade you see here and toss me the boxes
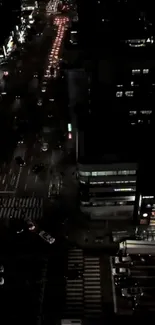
[78,162,137,220]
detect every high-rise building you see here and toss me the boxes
[76,0,155,221]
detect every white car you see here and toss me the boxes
[114,256,132,264]
[41,142,49,151]
[18,137,24,144]
[112,267,130,276]
[41,87,46,93]
[0,277,4,285]
[39,231,55,244]
[0,265,4,273]
[26,220,35,231]
[37,99,42,106]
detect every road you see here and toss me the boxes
[0,2,80,232]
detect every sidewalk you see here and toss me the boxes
[67,226,117,250]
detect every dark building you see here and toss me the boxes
[76,0,155,221]
[0,0,21,45]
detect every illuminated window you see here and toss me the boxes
[116,91,123,97]
[114,188,134,192]
[143,69,149,74]
[92,172,98,176]
[132,69,140,75]
[118,170,136,175]
[116,84,123,88]
[79,170,136,177]
[125,91,134,97]
[140,110,152,115]
[131,81,134,86]
[129,111,137,115]
[79,171,91,176]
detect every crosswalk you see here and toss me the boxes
[84,256,102,318]
[65,248,84,317]
[0,197,43,220]
[65,248,102,319]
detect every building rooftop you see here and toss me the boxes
[78,119,139,164]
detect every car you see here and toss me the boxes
[65,269,83,280]
[15,95,20,99]
[0,277,4,285]
[15,156,25,166]
[94,236,104,243]
[41,86,46,93]
[48,114,53,118]
[113,267,130,276]
[37,99,43,106]
[0,265,4,273]
[32,163,44,173]
[17,135,24,144]
[10,219,24,234]
[114,255,132,264]
[121,287,143,298]
[26,220,35,231]
[113,267,130,286]
[33,72,38,78]
[41,142,49,151]
[39,231,55,244]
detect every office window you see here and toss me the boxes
[129,110,137,115]
[92,172,98,176]
[79,171,91,176]
[97,172,104,176]
[116,91,123,97]
[132,69,140,75]
[143,69,149,74]
[125,91,134,97]
[118,170,136,175]
[140,110,152,115]
[105,171,117,176]
[114,188,135,192]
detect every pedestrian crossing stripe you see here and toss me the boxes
[64,249,102,318]
[0,197,43,220]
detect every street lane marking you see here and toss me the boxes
[10,174,16,186]
[35,175,38,183]
[0,191,15,194]
[2,174,6,184]
[28,169,31,175]
[15,167,22,190]
[110,257,117,313]
[4,184,8,191]
[24,183,27,190]
[9,168,12,175]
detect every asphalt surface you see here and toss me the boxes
[0,5,74,198]
[0,224,66,324]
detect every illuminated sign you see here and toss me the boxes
[68,123,72,132]
[6,36,14,53]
